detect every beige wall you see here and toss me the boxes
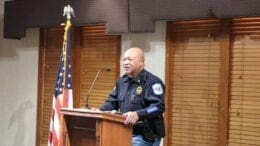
[0,0,39,146]
[0,1,166,145]
[121,21,166,81]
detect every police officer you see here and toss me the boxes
[100,47,165,146]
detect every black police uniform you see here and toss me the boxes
[100,69,165,141]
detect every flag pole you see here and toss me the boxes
[60,5,74,146]
[48,5,75,146]
[62,5,74,89]
[61,20,71,91]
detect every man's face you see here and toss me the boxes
[122,49,144,77]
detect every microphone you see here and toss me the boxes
[85,67,111,109]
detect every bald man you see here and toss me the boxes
[100,47,165,146]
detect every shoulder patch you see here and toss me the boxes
[152,83,163,95]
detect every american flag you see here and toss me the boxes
[48,24,73,146]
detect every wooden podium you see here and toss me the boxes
[60,108,132,146]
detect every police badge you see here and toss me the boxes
[136,86,143,95]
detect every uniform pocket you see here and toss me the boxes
[130,95,142,104]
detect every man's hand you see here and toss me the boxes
[122,111,139,125]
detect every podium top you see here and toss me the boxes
[60,108,126,123]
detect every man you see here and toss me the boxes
[100,47,165,146]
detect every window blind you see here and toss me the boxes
[168,19,221,146]
[229,17,260,146]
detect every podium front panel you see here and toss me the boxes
[64,115,96,146]
[61,108,132,146]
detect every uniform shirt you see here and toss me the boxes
[100,69,165,121]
